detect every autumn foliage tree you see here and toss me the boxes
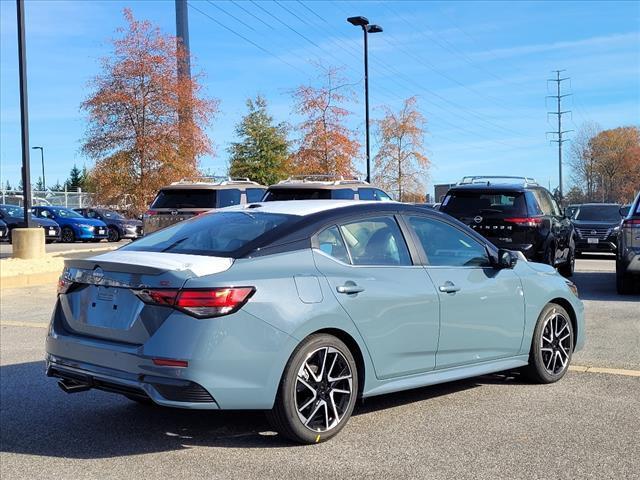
[373,97,429,201]
[80,9,217,213]
[289,66,360,177]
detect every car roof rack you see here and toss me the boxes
[171,176,261,186]
[277,174,367,186]
[457,175,539,187]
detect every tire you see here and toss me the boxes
[61,226,75,243]
[616,261,633,295]
[107,226,120,243]
[267,334,358,444]
[558,248,575,278]
[523,303,574,384]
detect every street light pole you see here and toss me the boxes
[32,146,45,191]
[347,16,382,184]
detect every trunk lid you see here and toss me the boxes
[58,251,233,344]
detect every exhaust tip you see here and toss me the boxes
[58,379,92,394]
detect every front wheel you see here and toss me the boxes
[61,226,75,243]
[107,226,121,242]
[523,303,574,383]
[267,334,358,444]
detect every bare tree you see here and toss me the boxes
[569,122,601,202]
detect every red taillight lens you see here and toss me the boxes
[622,218,640,228]
[144,210,158,216]
[134,287,255,318]
[504,217,543,227]
[152,358,188,368]
[57,276,74,295]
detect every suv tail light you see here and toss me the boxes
[622,218,640,228]
[134,287,255,318]
[504,217,543,227]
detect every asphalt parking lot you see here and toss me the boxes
[1,256,638,480]
[0,240,129,259]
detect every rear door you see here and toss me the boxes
[404,215,525,369]
[313,216,440,379]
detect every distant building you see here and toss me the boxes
[434,183,456,202]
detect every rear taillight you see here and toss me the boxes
[504,217,543,227]
[144,210,158,216]
[134,287,255,319]
[622,218,640,228]
[57,275,74,295]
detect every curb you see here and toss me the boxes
[0,270,61,289]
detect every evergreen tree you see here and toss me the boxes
[4,180,11,191]
[65,165,84,191]
[50,180,64,192]
[228,95,290,186]
[34,177,45,191]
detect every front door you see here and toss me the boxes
[313,217,440,380]
[405,215,525,369]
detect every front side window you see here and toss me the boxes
[316,226,350,263]
[339,216,411,266]
[408,216,490,267]
[217,189,241,208]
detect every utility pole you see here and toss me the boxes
[546,70,572,202]
[175,0,192,164]
[175,0,191,81]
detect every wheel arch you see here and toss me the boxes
[548,297,578,350]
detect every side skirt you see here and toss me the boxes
[362,355,530,398]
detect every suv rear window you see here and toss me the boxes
[574,205,621,222]
[123,211,294,256]
[263,188,332,201]
[151,189,217,209]
[441,191,528,217]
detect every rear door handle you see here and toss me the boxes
[336,282,365,295]
[439,281,461,294]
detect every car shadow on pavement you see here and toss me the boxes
[0,361,527,456]
[572,271,640,301]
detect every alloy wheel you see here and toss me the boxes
[61,228,74,243]
[540,309,572,375]
[295,346,353,433]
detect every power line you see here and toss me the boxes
[230,0,274,30]
[206,0,257,32]
[546,70,573,200]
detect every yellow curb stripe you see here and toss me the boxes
[0,320,49,329]
[570,365,640,377]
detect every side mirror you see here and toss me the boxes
[497,249,518,269]
[619,206,629,217]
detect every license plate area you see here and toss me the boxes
[587,238,599,244]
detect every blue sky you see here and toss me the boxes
[1,0,639,196]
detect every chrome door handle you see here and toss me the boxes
[439,281,461,294]
[336,282,365,295]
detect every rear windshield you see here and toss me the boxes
[574,205,621,222]
[151,189,216,209]
[263,188,333,201]
[122,211,295,256]
[441,191,528,217]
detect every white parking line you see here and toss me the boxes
[569,365,640,377]
[0,320,49,329]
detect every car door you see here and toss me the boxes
[404,215,525,369]
[547,191,573,263]
[312,216,440,380]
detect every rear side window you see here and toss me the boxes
[408,216,490,267]
[331,189,355,200]
[217,189,241,208]
[123,212,294,256]
[441,191,528,217]
[358,188,393,201]
[151,189,216,209]
[263,188,332,201]
[317,226,350,263]
[246,188,266,203]
[339,217,411,266]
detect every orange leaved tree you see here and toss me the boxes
[80,9,218,213]
[373,96,430,201]
[289,66,360,178]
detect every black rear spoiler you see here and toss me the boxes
[64,258,166,276]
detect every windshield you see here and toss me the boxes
[123,211,295,256]
[151,189,217,209]
[52,208,84,219]
[263,188,333,201]
[440,191,528,217]
[98,209,125,220]
[0,205,25,217]
[574,205,621,222]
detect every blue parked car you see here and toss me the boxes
[46,201,584,443]
[74,208,143,242]
[31,206,108,243]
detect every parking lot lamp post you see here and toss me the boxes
[347,16,383,184]
[32,146,45,191]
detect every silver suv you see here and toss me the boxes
[262,175,392,201]
[143,177,266,235]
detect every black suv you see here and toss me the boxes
[262,176,392,201]
[616,191,640,294]
[439,176,575,277]
[571,203,624,255]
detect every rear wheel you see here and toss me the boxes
[267,334,358,444]
[61,227,75,243]
[523,303,573,383]
[616,261,634,295]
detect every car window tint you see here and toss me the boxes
[246,188,266,203]
[86,211,97,218]
[358,188,375,200]
[574,205,622,221]
[331,189,355,200]
[151,189,217,209]
[339,217,411,266]
[317,226,350,263]
[263,188,332,201]
[374,189,392,201]
[217,189,241,208]
[526,192,544,215]
[532,190,554,215]
[441,191,528,217]
[408,216,490,267]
